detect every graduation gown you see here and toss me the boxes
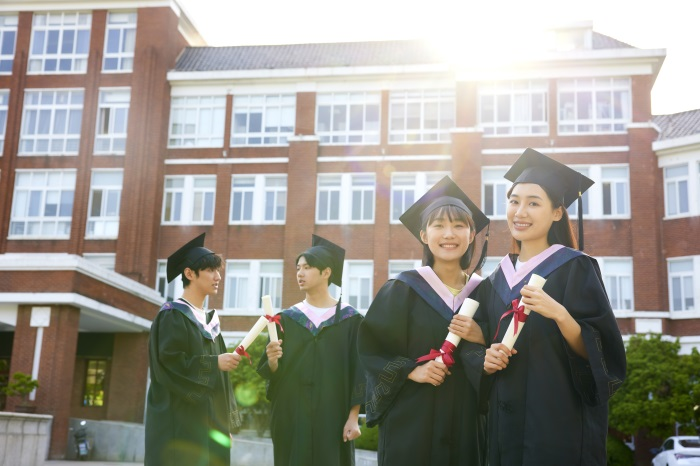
[257,302,365,466]
[145,301,241,466]
[358,267,486,466]
[461,245,626,466]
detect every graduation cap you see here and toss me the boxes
[166,233,215,282]
[399,175,490,270]
[299,234,345,287]
[504,148,595,250]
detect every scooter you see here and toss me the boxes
[73,420,90,461]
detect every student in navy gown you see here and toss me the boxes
[461,148,626,465]
[358,176,490,466]
[257,235,364,466]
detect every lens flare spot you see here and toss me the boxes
[234,383,259,407]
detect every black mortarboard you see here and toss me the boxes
[504,148,595,250]
[166,233,215,282]
[399,175,490,269]
[300,234,345,287]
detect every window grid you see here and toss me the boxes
[94,88,130,155]
[669,259,695,311]
[162,175,216,225]
[28,12,91,74]
[156,260,183,301]
[168,96,226,147]
[230,174,287,225]
[224,260,283,315]
[482,168,509,218]
[389,89,455,143]
[0,15,18,74]
[102,12,136,72]
[86,170,123,239]
[390,172,449,222]
[599,258,634,312]
[601,166,630,217]
[82,359,107,407]
[478,81,548,136]
[316,92,380,144]
[10,169,76,238]
[558,77,631,134]
[664,164,690,217]
[345,261,373,313]
[388,260,422,279]
[316,173,376,224]
[19,89,84,155]
[566,167,591,217]
[231,94,295,146]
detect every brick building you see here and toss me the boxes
[0,0,699,460]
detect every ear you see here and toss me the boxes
[552,206,564,222]
[419,230,428,244]
[183,267,196,280]
[321,267,332,280]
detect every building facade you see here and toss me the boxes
[0,0,699,460]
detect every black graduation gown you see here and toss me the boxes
[461,247,627,466]
[145,301,241,466]
[358,269,485,466]
[257,303,365,466]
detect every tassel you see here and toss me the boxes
[577,192,584,251]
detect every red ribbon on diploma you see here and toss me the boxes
[416,340,458,367]
[235,345,252,365]
[493,299,529,341]
[264,314,284,333]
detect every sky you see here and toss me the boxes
[179,0,699,115]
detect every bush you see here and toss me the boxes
[354,417,379,451]
[228,335,270,436]
[607,435,634,466]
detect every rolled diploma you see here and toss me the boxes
[262,295,278,342]
[436,298,480,364]
[500,274,547,350]
[238,315,268,351]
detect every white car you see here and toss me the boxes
[652,436,700,466]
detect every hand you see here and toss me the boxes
[448,314,485,345]
[483,343,517,375]
[218,352,241,372]
[266,340,283,373]
[520,285,567,322]
[342,417,361,442]
[408,360,450,386]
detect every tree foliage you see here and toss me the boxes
[228,334,270,434]
[609,334,700,439]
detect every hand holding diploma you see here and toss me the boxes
[497,274,547,350]
[416,298,479,368]
[262,295,283,341]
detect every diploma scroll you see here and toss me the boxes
[235,315,268,363]
[261,295,279,342]
[417,298,479,368]
[500,274,546,350]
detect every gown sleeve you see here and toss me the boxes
[150,309,221,403]
[357,280,419,427]
[560,256,626,406]
[349,315,367,408]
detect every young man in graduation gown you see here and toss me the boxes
[145,233,242,466]
[358,176,490,466]
[257,235,365,466]
[461,149,627,465]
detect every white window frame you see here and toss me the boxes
[390,172,450,222]
[86,169,123,239]
[600,165,630,218]
[316,173,376,224]
[168,95,226,148]
[388,260,422,279]
[94,88,130,155]
[9,169,76,239]
[223,260,283,316]
[316,92,380,145]
[598,257,634,313]
[668,257,697,312]
[102,11,136,73]
[663,164,690,218]
[28,12,91,74]
[231,94,295,146]
[19,89,84,156]
[478,80,548,136]
[0,15,18,74]
[0,89,9,154]
[156,259,183,302]
[343,260,374,314]
[229,174,287,225]
[557,77,631,134]
[161,175,216,225]
[482,167,509,219]
[388,89,454,143]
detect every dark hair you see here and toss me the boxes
[296,252,332,285]
[182,253,223,288]
[507,183,577,253]
[421,204,477,270]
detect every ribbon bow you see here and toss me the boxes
[492,299,529,341]
[235,345,252,365]
[264,314,284,333]
[415,341,458,368]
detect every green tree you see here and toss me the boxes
[228,334,270,436]
[609,334,700,438]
